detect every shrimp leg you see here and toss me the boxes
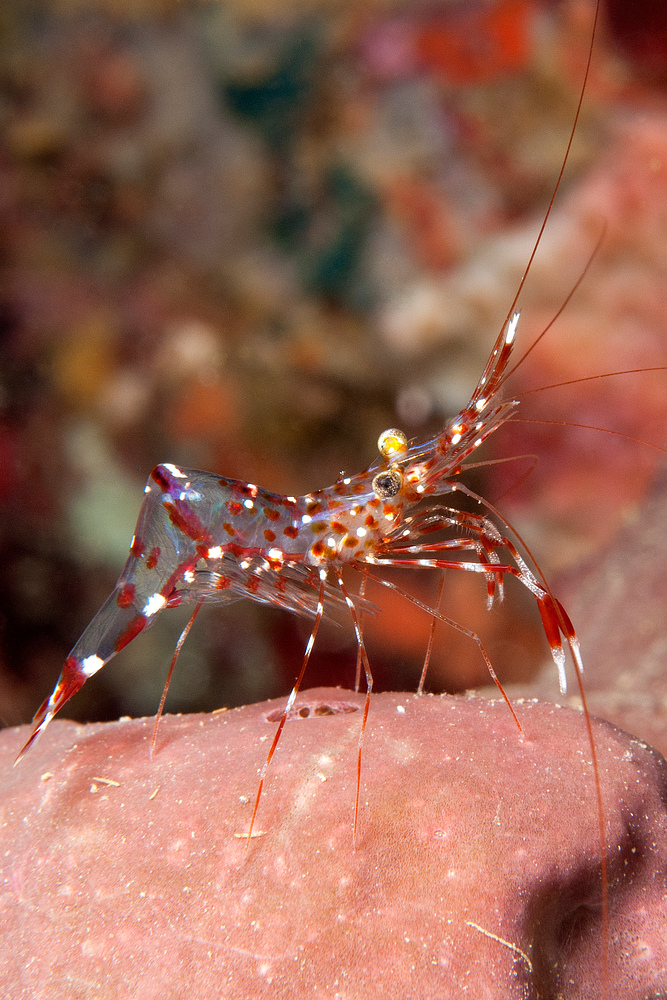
[372,546,577,699]
[368,574,521,730]
[246,576,328,845]
[150,599,205,755]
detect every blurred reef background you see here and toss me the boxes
[1,0,667,730]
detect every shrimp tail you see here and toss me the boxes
[15,655,90,762]
[14,462,209,761]
[13,586,150,763]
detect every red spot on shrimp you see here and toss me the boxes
[330,521,346,534]
[114,614,147,652]
[227,501,243,516]
[196,544,209,560]
[151,466,171,491]
[246,576,260,593]
[58,656,83,691]
[25,656,87,734]
[264,529,276,542]
[365,515,378,529]
[311,540,326,558]
[216,576,231,590]
[130,536,145,558]
[307,500,323,515]
[222,522,235,536]
[334,482,348,495]
[117,584,136,609]
[283,525,299,539]
[63,654,81,675]
[264,508,280,521]
[163,501,211,544]
[275,576,287,593]
[353,483,366,494]
[146,546,160,570]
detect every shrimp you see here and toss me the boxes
[14,1,612,986]
[15,1,607,951]
[13,307,589,797]
[16,2,601,765]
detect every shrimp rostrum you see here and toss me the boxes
[17,308,583,798]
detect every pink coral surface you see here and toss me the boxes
[2,689,666,999]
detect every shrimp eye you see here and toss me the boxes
[377,428,408,460]
[372,469,403,499]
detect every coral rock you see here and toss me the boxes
[2,689,666,998]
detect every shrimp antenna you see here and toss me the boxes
[498,223,606,390]
[498,0,601,336]
[509,417,667,454]
[519,367,667,396]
